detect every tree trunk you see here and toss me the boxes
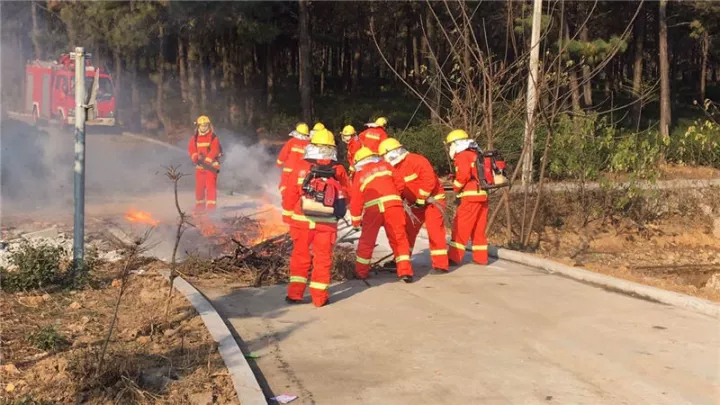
[700,30,709,102]
[266,43,274,109]
[298,0,312,122]
[31,1,42,60]
[412,19,421,87]
[580,25,593,107]
[320,46,326,96]
[156,24,171,134]
[659,0,671,139]
[199,44,207,114]
[425,7,440,123]
[632,5,645,127]
[114,48,123,126]
[352,44,361,93]
[178,38,189,103]
[131,52,141,133]
[187,37,200,120]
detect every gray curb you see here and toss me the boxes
[167,273,268,404]
[489,246,720,318]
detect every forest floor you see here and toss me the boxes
[0,222,239,405]
[487,165,720,303]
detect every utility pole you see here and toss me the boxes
[72,47,87,275]
[522,0,542,185]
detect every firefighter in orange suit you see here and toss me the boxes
[341,125,362,177]
[445,129,488,265]
[350,147,414,282]
[188,116,222,212]
[276,123,311,223]
[358,117,389,153]
[283,129,350,307]
[379,138,449,272]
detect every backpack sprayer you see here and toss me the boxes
[301,164,347,218]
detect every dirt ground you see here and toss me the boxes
[487,178,720,303]
[0,260,239,404]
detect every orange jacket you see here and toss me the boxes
[392,153,445,205]
[276,137,309,175]
[188,131,221,171]
[451,149,487,202]
[358,128,388,153]
[349,160,404,227]
[346,137,363,173]
[283,159,351,231]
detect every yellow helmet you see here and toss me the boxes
[313,122,326,131]
[196,115,211,125]
[445,129,469,144]
[378,138,403,155]
[341,125,356,136]
[374,117,388,127]
[295,122,310,136]
[354,146,376,163]
[310,129,336,147]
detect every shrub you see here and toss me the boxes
[396,123,451,175]
[26,325,69,353]
[669,119,720,167]
[0,241,99,292]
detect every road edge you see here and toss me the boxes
[166,273,268,405]
[489,246,720,318]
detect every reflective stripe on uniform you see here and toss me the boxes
[457,190,488,198]
[205,157,213,163]
[471,245,488,251]
[360,170,393,192]
[433,193,446,200]
[449,241,466,250]
[291,213,337,229]
[356,256,372,265]
[291,147,306,154]
[403,173,418,182]
[430,249,447,256]
[297,177,305,185]
[279,186,286,192]
[277,159,284,165]
[415,199,425,205]
[282,209,293,217]
[453,179,463,188]
[309,281,329,290]
[419,189,431,197]
[364,195,402,213]
[289,276,308,283]
[351,215,362,222]
[196,142,211,147]
[395,255,410,263]
[365,134,380,140]
[207,200,216,205]
[196,200,206,204]
[283,167,293,172]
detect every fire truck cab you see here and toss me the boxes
[25,54,116,127]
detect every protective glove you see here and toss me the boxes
[192,156,199,165]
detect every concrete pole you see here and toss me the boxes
[73,47,87,273]
[522,0,542,185]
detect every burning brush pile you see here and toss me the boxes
[124,204,355,287]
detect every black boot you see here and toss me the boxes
[285,296,303,305]
[433,268,449,274]
[382,261,397,270]
[400,275,413,283]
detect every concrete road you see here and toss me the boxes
[199,256,720,405]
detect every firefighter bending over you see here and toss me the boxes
[276,123,311,223]
[282,129,351,307]
[188,116,222,212]
[350,147,414,283]
[358,117,389,153]
[379,138,449,273]
[445,129,489,265]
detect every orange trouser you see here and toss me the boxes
[288,227,336,307]
[405,201,449,271]
[195,169,218,211]
[448,199,488,264]
[355,205,413,278]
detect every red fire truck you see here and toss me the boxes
[25,53,116,127]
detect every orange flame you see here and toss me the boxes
[124,209,160,226]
